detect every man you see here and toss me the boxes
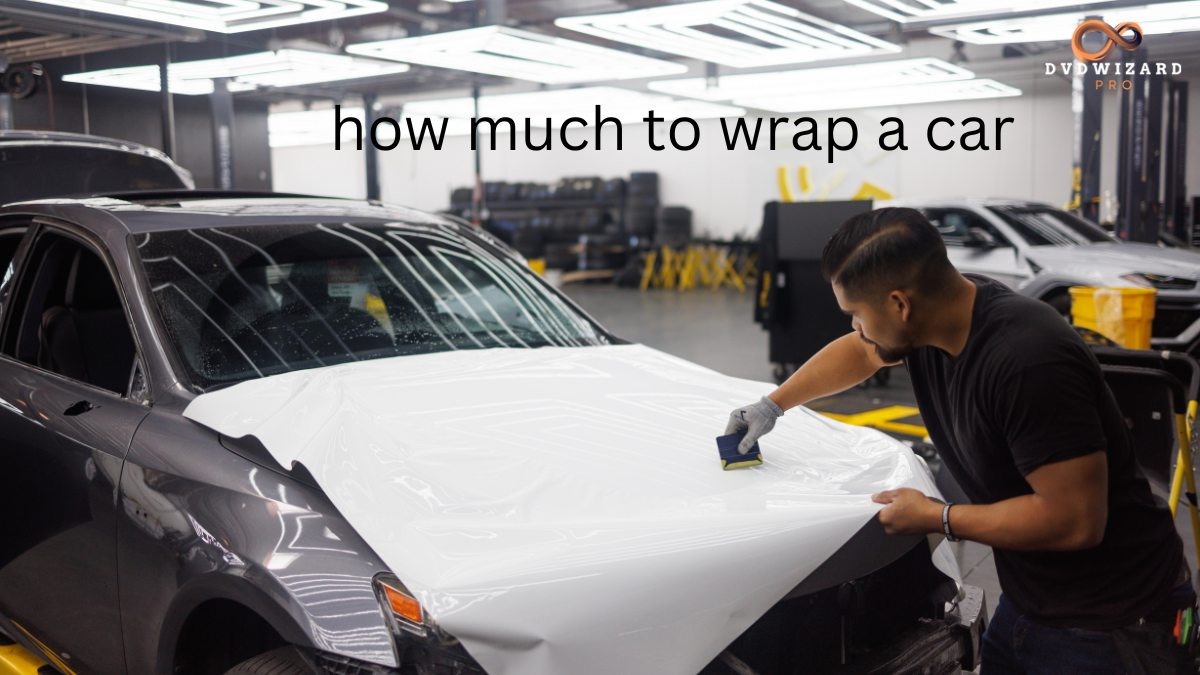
[726,207,1194,674]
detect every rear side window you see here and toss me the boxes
[0,228,25,286]
[0,145,186,205]
[1,232,138,394]
[923,208,1010,247]
[988,206,1112,246]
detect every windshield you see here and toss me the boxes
[0,144,186,204]
[135,222,613,391]
[987,205,1113,246]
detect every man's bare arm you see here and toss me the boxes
[769,332,892,411]
[873,451,1109,551]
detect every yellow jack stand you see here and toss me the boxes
[1169,401,1200,567]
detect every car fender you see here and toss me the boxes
[120,408,397,675]
[154,572,312,675]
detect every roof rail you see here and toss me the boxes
[90,189,342,202]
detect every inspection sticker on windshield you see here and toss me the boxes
[327,260,359,297]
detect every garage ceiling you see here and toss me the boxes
[0,4,199,64]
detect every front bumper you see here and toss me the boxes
[1152,299,1200,351]
[704,585,988,675]
[303,585,988,675]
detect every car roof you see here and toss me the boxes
[1,190,459,236]
[0,131,196,193]
[0,130,172,160]
[878,197,1054,209]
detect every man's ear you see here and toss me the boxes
[890,290,913,322]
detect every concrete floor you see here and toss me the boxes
[564,283,1200,623]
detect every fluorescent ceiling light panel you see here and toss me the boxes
[346,26,688,84]
[403,86,745,135]
[62,50,410,95]
[646,57,1019,111]
[25,0,387,33]
[736,78,1021,112]
[555,0,900,68]
[648,57,972,101]
[930,0,1200,44]
[840,0,1117,24]
[270,107,382,147]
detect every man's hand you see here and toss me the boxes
[724,396,784,454]
[872,488,943,536]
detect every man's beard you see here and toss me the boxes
[861,334,915,363]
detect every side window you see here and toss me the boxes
[924,208,1010,248]
[2,232,137,395]
[0,228,26,291]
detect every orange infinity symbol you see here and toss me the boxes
[1072,20,1143,62]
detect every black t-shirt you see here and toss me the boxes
[906,275,1183,630]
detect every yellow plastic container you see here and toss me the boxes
[527,258,546,276]
[1069,286,1157,349]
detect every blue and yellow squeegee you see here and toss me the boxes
[716,432,763,470]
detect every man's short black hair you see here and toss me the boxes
[820,207,957,302]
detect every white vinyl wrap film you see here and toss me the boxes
[183,344,957,675]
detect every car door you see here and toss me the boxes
[0,221,150,675]
[924,207,1032,289]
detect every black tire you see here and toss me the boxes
[1044,291,1072,321]
[223,646,316,675]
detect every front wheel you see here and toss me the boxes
[224,646,315,675]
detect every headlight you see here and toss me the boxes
[372,573,483,672]
[373,573,427,638]
[1120,273,1197,290]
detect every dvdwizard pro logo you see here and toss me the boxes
[1071,20,1143,62]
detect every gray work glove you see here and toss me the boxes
[724,396,784,454]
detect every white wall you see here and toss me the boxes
[272,71,1198,239]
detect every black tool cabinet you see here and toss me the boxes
[755,200,873,383]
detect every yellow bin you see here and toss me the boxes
[1069,286,1157,349]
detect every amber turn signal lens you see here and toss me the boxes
[383,584,423,625]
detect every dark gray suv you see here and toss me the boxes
[0,192,984,675]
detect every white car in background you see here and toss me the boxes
[887,198,1200,353]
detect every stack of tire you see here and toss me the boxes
[624,172,658,240]
[656,206,692,248]
[511,224,544,261]
[597,178,625,203]
[554,176,602,200]
[544,242,576,270]
[577,233,625,272]
[450,187,474,206]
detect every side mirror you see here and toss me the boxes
[963,227,999,250]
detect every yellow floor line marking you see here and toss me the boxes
[0,643,46,675]
[820,405,929,438]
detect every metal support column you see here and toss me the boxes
[471,83,482,225]
[468,0,503,226]
[1070,17,1104,222]
[159,43,176,159]
[483,0,506,26]
[0,94,11,131]
[1165,81,1190,242]
[1117,48,1153,242]
[1,56,13,131]
[209,77,234,190]
[1145,71,1164,235]
[364,93,380,201]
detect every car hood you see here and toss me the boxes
[184,344,953,675]
[1028,242,1200,285]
